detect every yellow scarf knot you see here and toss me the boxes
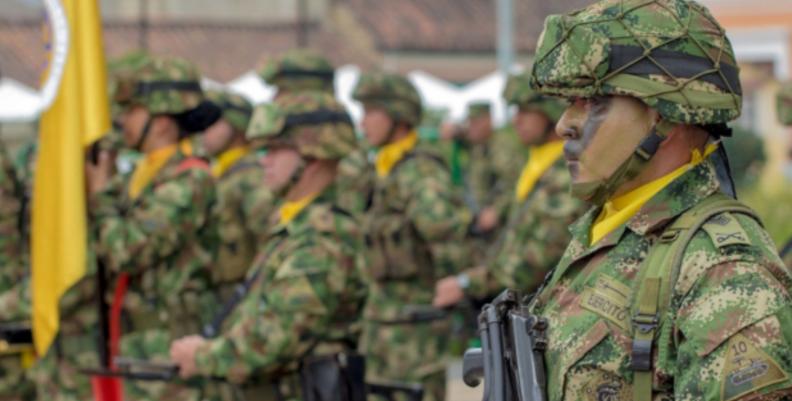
[589,142,719,245]
[515,140,565,201]
[375,131,419,178]
[212,146,251,178]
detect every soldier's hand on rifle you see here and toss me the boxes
[169,335,206,379]
[433,275,465,308]
[475,206,498,233]
[85,148,115,195]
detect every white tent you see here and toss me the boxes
[0,78,43,122]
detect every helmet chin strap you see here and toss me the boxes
[570,120,671,206]
[132,116,155,152]
[276,156,309,198]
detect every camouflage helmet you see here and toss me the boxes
[107,51,152,119]
[776,82,792,126]
[259,49,335,94]
[503,71,566,121]
[467,101,491,120]
[246,91,356,160]
[352,72,423,126]
[113,56,204,115]
[205,90,253,133]
[530,0,742,125]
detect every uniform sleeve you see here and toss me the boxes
[673,226,792,401]
[401,159,472,243]
[0,143,27,320]
[90,169,214,273]
[241,175,274,241]
[467,164,581,299]
[193,238,349,382]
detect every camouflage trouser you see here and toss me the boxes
[30,336,97,401]
[0,353,35,401]
[360,320,449,401]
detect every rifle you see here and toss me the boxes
[0,322,33,353]
[462,289,548,401]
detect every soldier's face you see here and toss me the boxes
[467,115,492,144]
[514,109,550,146]
[557,95,656,184]
[261,146,302,190]
[120,105,150,147]
[361,106,394,147]
[202,118,235,157]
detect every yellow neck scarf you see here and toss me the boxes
[278,192,321,225]
[375,130,419,178]
[589,143,719,245]
[128,139,193,200]
[212,145,251,178]
[515,140,565,201]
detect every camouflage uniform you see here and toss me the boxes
[776,83,792,269]
[0,139,34,401]
[353,73,472,401]
[204,90,274,300]
[262,49,372,217]
[192,92,367,401]
[524,2,792,401]
[89,56,219,401]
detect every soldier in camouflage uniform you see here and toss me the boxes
[775,83,792,269]
[0,138,34,401]
[83,56,220,401]
[169,91,367,401]
[203,90,273,300]
[352,72,472,401]
[262,48,372,217]
[515,1,792,400]
[433,72,585,308]
[461,102,517,232]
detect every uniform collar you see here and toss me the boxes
[566,160,721,260]
[212,145,251,178]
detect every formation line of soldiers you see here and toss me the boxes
[1,0,791,401]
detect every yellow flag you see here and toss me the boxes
[32,0,110,355]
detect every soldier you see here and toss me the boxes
[169,91,367,401]
[461,101,516,236]
[433,72,585,308]
[0,138,34,401]
[262,48,372,217]
[352,72,472,401]
[775,82,792,269]
[202,90,273,300]
[512,1,792,400]
[84,56,220,400]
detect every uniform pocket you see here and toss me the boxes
[555,319,633,401]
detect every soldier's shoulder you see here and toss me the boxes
[676,209,790,298]
[395,149,448,179]
[304,201,358,237]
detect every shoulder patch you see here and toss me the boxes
[702,212,751,249]
[721,333,788,401]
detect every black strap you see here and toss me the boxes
[609,45,742,95]
[276,68,335,82]
[135,81,202,97]
[635,128,664,161]
[284,110,353,129]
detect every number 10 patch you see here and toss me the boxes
[721,333,788,401]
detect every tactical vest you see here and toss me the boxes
[628,193,760,401]
[212,160,263,292]
[363,151,446,284]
